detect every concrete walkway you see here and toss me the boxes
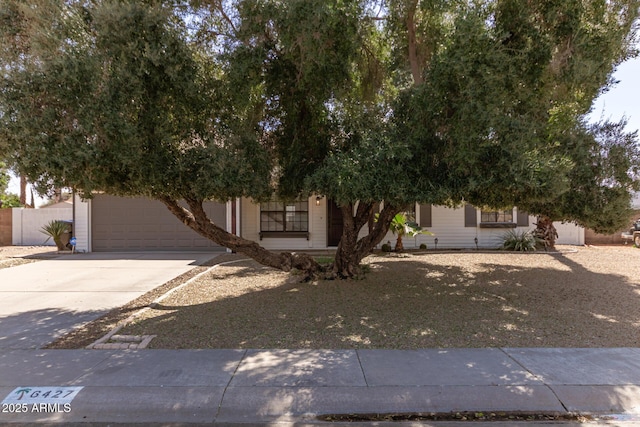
[0,252,220,349]
[1,348,640,425]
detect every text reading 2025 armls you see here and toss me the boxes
[2,403,71,413]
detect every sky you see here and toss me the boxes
[8,51,640,207]
[589,54,640,137]
[589,53,640,208]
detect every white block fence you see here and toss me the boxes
[12,207,73,246]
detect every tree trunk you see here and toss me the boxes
[534,215,558,250]
[19,175,26,206]
[406,0,424,85]
[333,202,403,278]
[53,236,65,251]
[394,234,404,252]
[53,187,62,204]
[161,196,404,280]
[160,196,323,280]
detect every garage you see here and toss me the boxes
[91,195,227,251]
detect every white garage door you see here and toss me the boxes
[92,195,226,251]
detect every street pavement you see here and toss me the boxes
[1,252,640,425]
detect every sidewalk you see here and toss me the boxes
[2,347,640,425]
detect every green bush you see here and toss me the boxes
[381,243,392,253]
[0,193,21,208]
[501,230,540,252]
[419,243,427,250]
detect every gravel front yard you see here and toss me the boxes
[0,245,57,269]
[110,245,640,349]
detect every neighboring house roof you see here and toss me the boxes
[41,200,73,209]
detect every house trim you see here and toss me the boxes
[259,231,310,240]
[479,222,517,228]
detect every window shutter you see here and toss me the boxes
[464,204,476,227]
[516,209,529,227]
[419,204,432,227]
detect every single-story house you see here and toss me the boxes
[71,194,584,253]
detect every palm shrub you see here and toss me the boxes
[41,220,71,251]
[378,213,433,252]
[501,230,540,252]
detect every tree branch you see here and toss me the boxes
[354,201,374,231]
[355,202,402,255]
[406,0,424,85]
[159,196,323,279]
[213,0,239,36]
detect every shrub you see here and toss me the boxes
[41,220,71,251]
[381,243,392,253]
[501,230,540,252]
[314,256,334,266]
[376,213,432,252]
[419,243,427,250]
[0,193,21,208]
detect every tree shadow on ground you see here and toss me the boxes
[121,250,640,349]
[0,308,106,350]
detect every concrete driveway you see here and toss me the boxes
[0,252,221,349]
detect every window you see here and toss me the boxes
[260,199,309,232]
[481,210,513,223]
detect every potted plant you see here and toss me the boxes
[41,220,72,251]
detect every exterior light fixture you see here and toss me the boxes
[315,196,322,206]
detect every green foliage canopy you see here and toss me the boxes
[0,0,638,267]
[0,1,272,202]
[0,162,20,208]
[0,162,8,194]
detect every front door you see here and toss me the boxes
[327,199,343,247]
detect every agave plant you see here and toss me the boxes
[41,220,71,251]
[501,229,541,252]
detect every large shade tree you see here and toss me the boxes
[0,0,638,277]
[389,0,640,249]
[522,118,640,247]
